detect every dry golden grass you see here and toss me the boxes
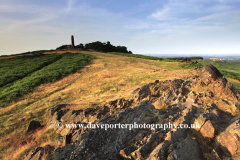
[6,143,35,160]
[1,50,240,160]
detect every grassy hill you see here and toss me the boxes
[0,49,240,160]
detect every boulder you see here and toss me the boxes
[192,60,198,64]
[193,114,207,131]
[200,120,217,138]
[130,132,163,159]
[24,147,42,160]
[181,58,191,63]
[217,118,240,156]
[26,120,41,133]
[24,145,54,160]
[51,96,61,102]
[127,83,152,102]
[201,64,223,85]
[175,137,204,160]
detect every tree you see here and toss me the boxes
[82,41,132,53]
[79,43,84,48]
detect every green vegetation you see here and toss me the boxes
[57,41,132,53]
[85,41,132,53]
[108,52,179,62]
[220,70,240,81]
[179,63,203,69]
[56,44,71,50]
[0,53,91,106]
[0,55,62,87]
[0,50,54,57]
[39,129,60,142]
[167,56,203,60]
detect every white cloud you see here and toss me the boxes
[151,8,174,21]
[148,0,240,32]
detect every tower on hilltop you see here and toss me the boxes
[71,35,75,48]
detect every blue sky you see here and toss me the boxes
[0,0,240,56]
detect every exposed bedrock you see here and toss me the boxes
[24,64,240,160]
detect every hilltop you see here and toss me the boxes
[45,64,240,160]
[0,49,240,160]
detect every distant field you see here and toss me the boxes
[167,56,203,60]
[108,52,240,83]
[225,60,240,64]
[108,52,178,62]
[0,53,91,106]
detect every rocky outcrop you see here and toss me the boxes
[181,58,191,63]
[47,100,159,160]
[201,64,223,85]
[23,64,240,160]
[24,145,54,160]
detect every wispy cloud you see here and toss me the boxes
[0,0,239,55]
[66,0,75,13]
[125,0,240,55]
[147,0,240,31]
[0,2,58,33]
[151,8,174,21]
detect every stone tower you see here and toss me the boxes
[71,35,75,48]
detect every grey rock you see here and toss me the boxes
[175,138,204,160]
[47,100,156,160]
[51,96,61,102]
